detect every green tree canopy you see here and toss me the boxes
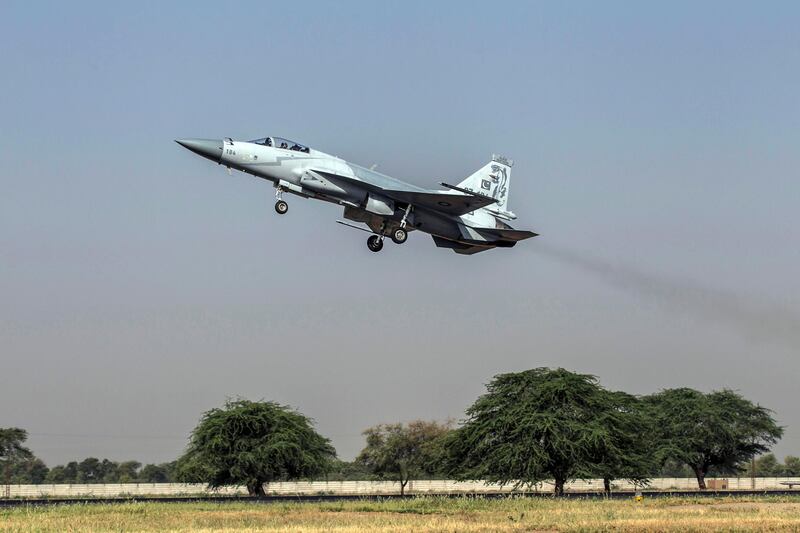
[0,428,34,464]
[751,453,782,476]
[176,399,336,495]
[45,461,79,484]
[1,428,36,485]
[8,458,49,484]
[744,454,800,477]
[42,458,145,484]
[138,462,177,483]
[76,458,106,483]
[356,420,451,495]
[443,368,648,495]
[115,460,142,483]
[645,388,783,489]
[783,456,800,476]
[590,390,657,493]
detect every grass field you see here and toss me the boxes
[3,496,800,532]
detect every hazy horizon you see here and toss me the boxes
[2,0,799,466]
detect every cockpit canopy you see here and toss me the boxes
[249,136,310,153]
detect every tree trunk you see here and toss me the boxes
[247,480,266,496]
[692,466,706,490]
[400,479,408,496]
[554,477,566,497]
[603,477,611,495]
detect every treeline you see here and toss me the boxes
[168,368,785,495]
[746,454,800,477]
[0,368,789,494]
[0,444,177,484]
[43,459,176,484]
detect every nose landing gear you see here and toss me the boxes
[274,187,288,214]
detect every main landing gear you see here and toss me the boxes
[367,229,405,251]
[274,187,288,214]
[391,227,408,244]
[367,234,384,252]
[367,224,409,253]
[366,208,413,252]
[391,204,411,244]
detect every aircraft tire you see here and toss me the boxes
[391,228,408,244]
[275,200,288,214]
[367,235,383,252]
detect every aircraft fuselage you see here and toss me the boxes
[176,136,536,254]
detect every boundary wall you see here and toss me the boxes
[5,478,800,498]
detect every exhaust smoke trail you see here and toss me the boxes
[535,242,800,349]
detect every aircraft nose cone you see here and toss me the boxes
[175,138,223,162]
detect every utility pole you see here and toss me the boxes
[3,461,9,499]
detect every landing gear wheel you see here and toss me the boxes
[391,227,408,244]
[367,235,384,252]
[275,200,288,214]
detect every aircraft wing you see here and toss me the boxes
[312,170,497,216]
[384,189,497,216]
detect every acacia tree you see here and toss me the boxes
[356,420,451,495]
[176,399,335,495]
[644,388,783,489]
[443,368,646,496]
[590,391,656,494]
[1,428,34,486]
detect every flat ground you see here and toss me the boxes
[3,496,800,532]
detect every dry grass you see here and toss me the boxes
[3,496,800,532]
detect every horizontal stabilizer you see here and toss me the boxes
[476,228,538,241]
[431,235,493,255]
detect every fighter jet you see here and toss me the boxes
[176,136,537,254]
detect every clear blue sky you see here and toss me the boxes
[1,1,799,464]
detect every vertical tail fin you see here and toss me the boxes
[456,155,512,213]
